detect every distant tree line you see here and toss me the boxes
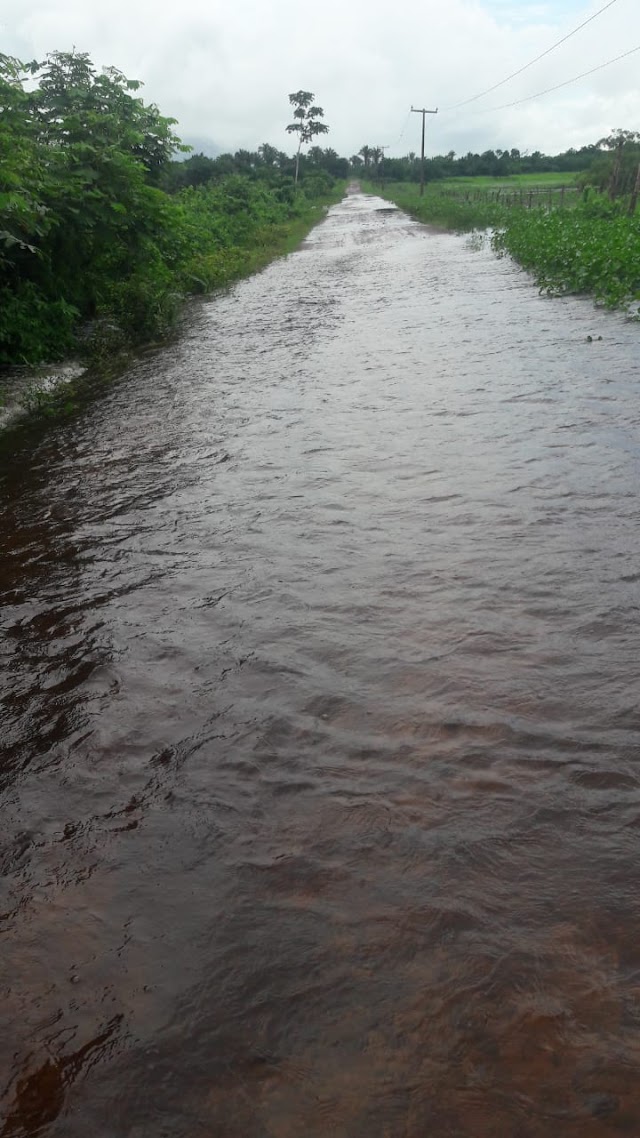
[162,145,349,195]
[351,143,601,183]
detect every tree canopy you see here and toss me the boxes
[286,91,329,184]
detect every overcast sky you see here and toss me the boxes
[2,0,638,157]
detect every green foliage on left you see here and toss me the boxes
[0,53,343,366]
[0,50,187,363]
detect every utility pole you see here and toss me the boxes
[411,105,438,196]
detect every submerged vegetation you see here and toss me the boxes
[0,52,343,367]
[493,200,640,312]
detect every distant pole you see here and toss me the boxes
[411,105,438,196]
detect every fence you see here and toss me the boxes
[434,185,580,209]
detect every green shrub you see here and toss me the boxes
[493,204,640,310]
[0,283,78,364]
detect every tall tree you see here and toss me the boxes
[597,129,640,199]
[370,146,382,176]
[258,142,280,167]
[286,90,329,185]
[358,145,372,169]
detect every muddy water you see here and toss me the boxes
[2,188,640,1137]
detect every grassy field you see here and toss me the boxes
[437,172,580,190]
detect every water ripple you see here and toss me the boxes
[2,188,640,1137]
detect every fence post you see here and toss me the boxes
[628,162,640,215]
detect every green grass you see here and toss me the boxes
[437,172,579,190]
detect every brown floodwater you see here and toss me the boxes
[2,187,640,1137]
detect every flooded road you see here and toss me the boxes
[2,187,640,1137]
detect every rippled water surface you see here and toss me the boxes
[2,189,640,1137]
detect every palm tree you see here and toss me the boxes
[358,145,373,169]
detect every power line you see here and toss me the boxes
[472,41,640,113]
[389,109,412,148]
[442,0,622,111]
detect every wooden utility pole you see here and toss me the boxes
[411,105,438,196]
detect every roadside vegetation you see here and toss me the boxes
[364,131,640,314]
[493,199,640,311]
[0,52,344,367]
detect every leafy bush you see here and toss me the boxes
[0,283,78,363]
[493,203,640,310]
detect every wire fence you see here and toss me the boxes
[433,184,581,209]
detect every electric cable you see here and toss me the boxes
[391,108,412,148]
[470,41,640,113]
[442,0,622,110]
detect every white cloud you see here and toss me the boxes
[1,0,638,156]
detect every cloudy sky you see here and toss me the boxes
[2,0,638,157]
